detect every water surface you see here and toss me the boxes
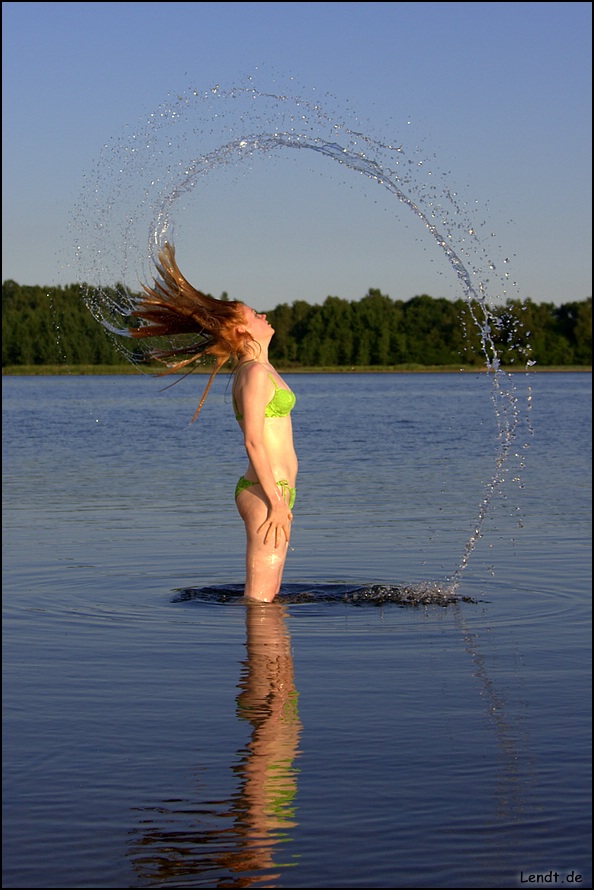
[2,372,591,888]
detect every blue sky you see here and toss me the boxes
[2,1,592,309]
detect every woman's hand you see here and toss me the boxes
[258,495,293,548]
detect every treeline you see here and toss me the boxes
[2,279,592,369]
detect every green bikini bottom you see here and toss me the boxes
[235,476,296,510]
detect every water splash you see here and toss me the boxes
[172,582,476,607]
[71,79,533,586]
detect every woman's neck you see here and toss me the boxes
[239,344,270,365]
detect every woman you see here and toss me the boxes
[128,242,297,602]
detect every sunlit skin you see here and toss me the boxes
[233,305,298,602]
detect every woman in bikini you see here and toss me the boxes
[128,242,297,602]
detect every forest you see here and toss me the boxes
[2,279,591,370]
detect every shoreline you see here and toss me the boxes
[2,364,592,376]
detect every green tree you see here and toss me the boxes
[3,279,591,369]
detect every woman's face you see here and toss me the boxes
[240,305,274,339]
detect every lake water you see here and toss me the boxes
[2,371,591,888]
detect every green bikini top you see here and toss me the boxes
[233,365,296,422]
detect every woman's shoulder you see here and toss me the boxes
[237,360,274,379]
[235,360,275,393]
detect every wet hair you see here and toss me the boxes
[129,242,254,421]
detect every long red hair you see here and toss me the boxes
[129,243,253,421]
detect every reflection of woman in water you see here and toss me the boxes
[212,601,302,883]
[129,242,297,601]
[232,601,302,860]
[128,602,302,886]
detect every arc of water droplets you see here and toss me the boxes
[75,84,534,587]
[148,125,533,590]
